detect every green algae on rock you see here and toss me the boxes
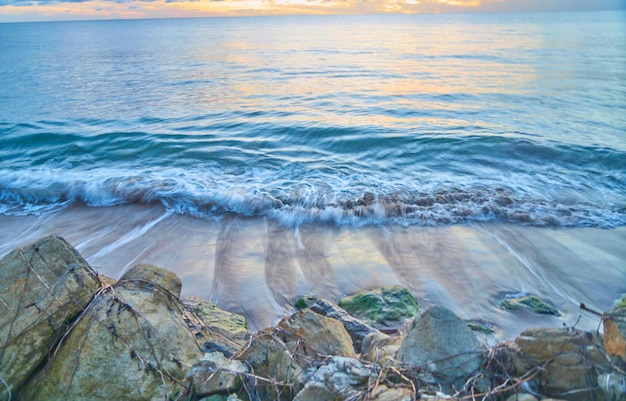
[466,319,495,334]
[338,285,421,329]
[181,296,248,338]
[500,294,561,316]
[294,295,320,310]
[615,294,626,309]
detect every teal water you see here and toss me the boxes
[0,11,625,227]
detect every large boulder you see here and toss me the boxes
[513,328,610,401]
[396,306,483,389]
[277,309,357,362]
[338,286,421,330]
[309,298,380,353]
[0,236,100,399]
[19,263,202,401]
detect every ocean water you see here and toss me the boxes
[1,11,625,336]
[1,11,625,227]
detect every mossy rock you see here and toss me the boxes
[294,295,320,310]
[614,294,626,309]
[338,286,420,329]
[181,296,248,336]
[500,294,560,316]
[466,319,495,334]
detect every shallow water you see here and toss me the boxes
[1,204,624,339]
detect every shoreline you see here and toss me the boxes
[2,236,624,401]
[0,203,624,338]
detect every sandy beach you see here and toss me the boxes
[1,203,624,339]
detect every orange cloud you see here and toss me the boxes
[1,0,623,22]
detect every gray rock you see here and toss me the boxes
[338,285,421,330]
[189,352,249,396]
[396,306,483,388]
[19,263,202,401]
[309,298,380,353]
[0,236,100,399]
[293,356,374,401]
[598,373,626,401]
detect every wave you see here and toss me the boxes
[1,121,624,228]
[1,166,624,228]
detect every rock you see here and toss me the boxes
[466,319,495,334]
[189,352,249,397]
[181,296,248,356]
[505,394,538,401]
[182,296,248,338]
[500,293,560,316]
[603,307,626,363]
[360,332,402,365]
[120,262,182,296]
[199,394,245,401]
[597,373,626,401]
[0,236,100,399]
[277,309,356,362]
[396,306,483,388]
[19,263,202,401]
[98,273,117,287]
[369,384,414,401]
[615,294,626,309]
[309,298,380,353]
[338,286,421,330]
[237,331,306,401]
[294,295,320,310]
[293,356,373,401]
[513,328,610,401]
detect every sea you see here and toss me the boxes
[0,11,625,336]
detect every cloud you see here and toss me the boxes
[0,0,624,21]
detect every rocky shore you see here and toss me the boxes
[1,236,624,401]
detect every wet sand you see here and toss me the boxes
[1,204,624,339]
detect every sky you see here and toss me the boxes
[0,0,624,23]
